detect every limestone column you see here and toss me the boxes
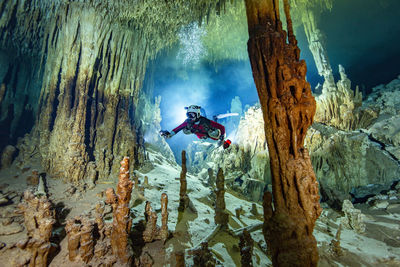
[244,0,322,266]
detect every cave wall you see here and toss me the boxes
[0,49,42,152]
[0,0,229,182]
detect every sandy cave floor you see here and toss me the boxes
[0,147,399,266]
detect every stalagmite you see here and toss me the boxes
[143,201,159,243]
[214,168,229,228]
[244,0,322,266]
[105,157,133,265]
[65,216,95,263]
[160,193,169,242]
[175,251,185,267]
[192,242,217,266]
[143,193,169,243]
[179,150,189,211]
[17,190,56,267]
[239,229,254,267]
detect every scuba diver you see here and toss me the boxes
[160,105,231,149]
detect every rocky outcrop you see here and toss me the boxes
[306,123,400,193]
[245,0,322,265]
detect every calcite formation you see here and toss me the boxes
[143,201,159,243]
[341,199,366,234]
[65,216,95,263]
[214,168,229,228]
[192,242,217,266]
[239,229,254,266]
[160,193,169,242]
[245,0,321,266]
[105,157,133,265]
[143,193,169,243]
[17,190,56,267]
[306,124,400,193]
[0,0,229,183]
[179,150,189,211]
[314,65,363,130]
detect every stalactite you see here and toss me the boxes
[105,156,133,265]
[301,6,335,90]
[214,168,229,228]
[244,0,322,266]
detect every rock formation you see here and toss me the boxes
[143,193,169,243]
[65,215,95,263]
[239,229,254,266]
[143,201,159,243]
[17,190,56,267]
[105,157,133,265]
[245,0,322,266]
[192,242,218,266]
[306,123,400,194]
[340,199,366,234]
[314,65,363,130]
[214,168,229,228]
[179,150,189,211]
[160,193,169,242]
[0,0,229,184]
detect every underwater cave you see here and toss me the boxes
[0,0,400,266]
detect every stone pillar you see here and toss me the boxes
[106,157,133,265]
[214,168,229,228]
[17,190,56,267]
[244,0,322,266]
[179,150,189,211]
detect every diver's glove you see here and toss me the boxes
[223,140,231,149]
[160,130,175,139]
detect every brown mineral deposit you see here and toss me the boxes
[245,0,322,265]
[160,193,169,242]
[179,150,189,211]
[17,190,55,267]
[214,168,229,227]
[107,157,133,265]
[239,229,254,267]
[193,242,217,266]
[175,251,185,267]
[143,201,159,243]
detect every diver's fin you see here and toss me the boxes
[213,113,239,121]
